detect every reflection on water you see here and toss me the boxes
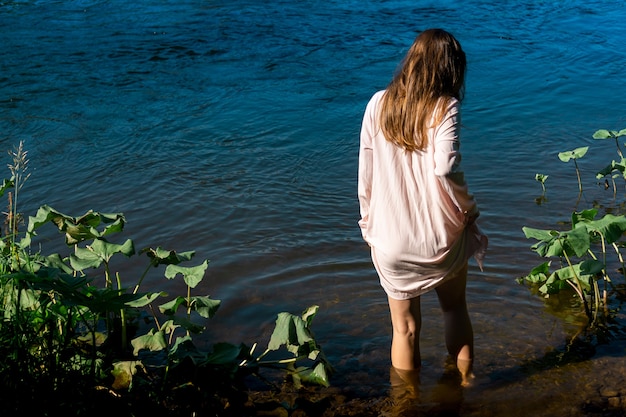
[387,367,422,417]
[385,364,464,417]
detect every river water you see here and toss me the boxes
[2,0,626,415]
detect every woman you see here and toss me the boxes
[357,29,487,386]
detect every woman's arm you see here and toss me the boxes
[357,93,379,240]
[433,100,479,221]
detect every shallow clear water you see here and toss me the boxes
[2,0,626,414]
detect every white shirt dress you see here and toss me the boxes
[358,90,487,300]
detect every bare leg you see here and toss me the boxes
[387,296,422,370]
[435,263,474,386]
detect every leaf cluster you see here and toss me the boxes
[520,209,626,301]
[521,127,626,327]
[0,146,332,414]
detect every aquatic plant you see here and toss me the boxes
[519,209,626,324]
[0,144,332,415]
[558,146,588,194]
[520,128,626,328]
[535,173,548,204]
[593,128,626,158]
[535,173,548,195]
[595,129,626,198]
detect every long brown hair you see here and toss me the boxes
[379,29,466,152]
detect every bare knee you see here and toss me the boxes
[388,297,422,337]
[392,319,418,340]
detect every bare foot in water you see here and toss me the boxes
[457,358,474,387]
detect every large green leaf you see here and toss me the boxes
[70,246,104,270]
[544,260,605,293]
[522,227,556,242]
[99,217,125,237]
[69,238,135,271]
[560,227,591,257]
[26,205,126,245]
[576,213,626,245]
[264,306,332,388]
[518,261,551,285]
[164,260,209,288]
[538,273,569,295]
[125,291,165,308]
[111,360,145,390]
[190,295,221,318]
[44,253,74,274]
[551,260,603,281]
[596,158,626,179]
[160,319,180,335]
[593,129,626,139]
[169,335,204,365]
[301,305,319,327]
[60,223,100,245]
[204,342,245,366]
[74,287,146,313]
[131,329,167,355]
[296,362,330,387]
[558,146,589,162]
[141,246,195,266]
[268,312,312,353]
[593,129,613,139]
[90,238,135,262]
[159,296,187,316]
[164,315,205,334]
[268,307,319,357]
[571,209,598,227]
[524,225,590,258]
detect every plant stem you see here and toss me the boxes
[187,285,192,319]
[574,160,583,194]
[561,245,592,320]
[133,263,153,294]
[611,177,617,199]
[600,234,608,311]
[116,272,127,351]
[564,278,585,305]
[256,358,298,366]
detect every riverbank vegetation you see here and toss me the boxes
[5,127,626,415]
[0,142,332,416]
[519,128,626,338]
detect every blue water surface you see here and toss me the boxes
[2,0,626,414]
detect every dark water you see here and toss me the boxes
[2,0,626,414]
